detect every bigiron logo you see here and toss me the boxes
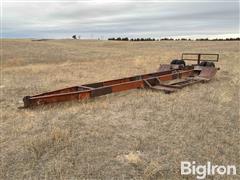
[181,161,237,179]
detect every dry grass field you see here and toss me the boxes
[1,39,239,179]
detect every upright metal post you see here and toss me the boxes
[197,54,201,65]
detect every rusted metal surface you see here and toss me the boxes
[199,67,218,79]
[22,53,220,108]
[158,64,171,72]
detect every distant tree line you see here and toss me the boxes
[195,38,240,41]
[108,37,156,41]
[108,37,240,41]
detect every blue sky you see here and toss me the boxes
[2,1,240,39]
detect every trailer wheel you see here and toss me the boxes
[171,59,178,65]
[199,61,207,66]
[177,60,186,66]
[206,62,215,67]
[171,59,185,66]
[200,61,215,67]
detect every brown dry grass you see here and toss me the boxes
[1,39,239,179]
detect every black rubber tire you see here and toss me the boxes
[199,61,207,66]
[170,59,178,64]
[177,60,186,66]
[171,59,186,66]
[206,62,215,67]
[200,61,215,67]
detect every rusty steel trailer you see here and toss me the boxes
[22,53,219,108]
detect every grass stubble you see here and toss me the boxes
[0,39,239,179]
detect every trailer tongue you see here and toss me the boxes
[22,53,219,108]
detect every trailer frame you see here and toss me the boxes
[22,53,220,108]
